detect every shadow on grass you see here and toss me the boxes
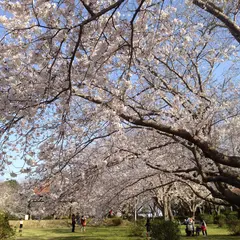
[41,226,129,235]
[181,235,239,240]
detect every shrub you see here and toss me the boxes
[151,220,180,240]
[129,219,146,237]
[226,211,238,221]
[42,215,54,220]
[103,217,123,226]
[174,216,185,224]
[227,219,240,236]
[7,214,21,221]
[111,217,123,226]
[199,214,214,224]
[0,211,15,240]
[214,214,226,227]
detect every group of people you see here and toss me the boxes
[185,218,207,236]
[71,213,87,233]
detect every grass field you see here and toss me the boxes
[12,224,239,240]
[179,225,239,240]
[15,226,142,240]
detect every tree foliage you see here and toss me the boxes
[0,0,239,209]
[0,211,15,240]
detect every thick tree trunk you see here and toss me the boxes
[134,197,139,222]
[27,200,32,220]
[134,206,137,222]
[163,196,169,220]
[69,206,72,219]
[192,208,196,220]
[168,201,174,221]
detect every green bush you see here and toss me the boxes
[227,219,240,236]
[151,220,180,240]
[42,215,54,220]
[214,214,226,227]
[7,214,21,221]
[226,211,238,221]
[111,217,123,226]
[103,217,123,226]
[199,214,214,224]
[129,220,146,237]
[0,211,15,240]
[174,216,185,224]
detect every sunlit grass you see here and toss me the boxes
[13,222,239,240]
[15,226,143,240]
[180,224,238,240]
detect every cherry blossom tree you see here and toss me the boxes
[0,180,25,216]
[173,183,206,220]
[22,129,229,219]
[0,0,239,208]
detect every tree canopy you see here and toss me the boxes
[0,0,239,209]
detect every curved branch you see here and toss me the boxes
[193,0,240,43]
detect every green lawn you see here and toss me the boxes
[16,226,142,240]
[180,225,238,240]
[14,225,239,240]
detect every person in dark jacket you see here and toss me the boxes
[145,217,151,239]
[71,214,76,232]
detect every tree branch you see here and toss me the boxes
[193,0,240,43]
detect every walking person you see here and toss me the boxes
[145,217,151,239]
[186,218,194,236]
[201,219,207,236]
[196,225,201,236]
[71,214,76,232]
[81,215,87,232]
[108,209,113,218]
[19,218,23,236]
